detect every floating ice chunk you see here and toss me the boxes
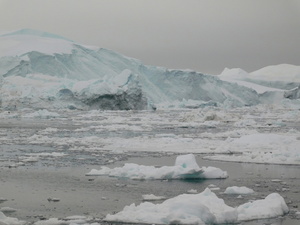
[237,193,289,221]
[24,109,60,119]
[47,197,60,202]
[27,152,67,158]
[142,194,166,201]
[0,207,17,213]
[224,186,254,195]
[105,189,288,224]
[34,218,63,225]
[187,189,198,194]
[0,211,25,225]
[105,188,237,224]
[34,215,100,225]
[65,215,86,220]
[21,156,39,163]
[234,119,257,127]
[271,179,282,183]
[0,198,8,203]
[86,154,228,180]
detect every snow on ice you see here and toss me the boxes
[86,154,228,179]
[105,188,288,224]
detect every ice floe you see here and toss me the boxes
[142,194,167,201]
[104,188,288,224]
[86,154,228,179]
[224,186,254,195]
[237,193,289,221]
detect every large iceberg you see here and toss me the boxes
[0,29,263,110]
[219,64,300,104]
[1,29,299,110]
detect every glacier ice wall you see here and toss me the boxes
[1,29,296,110]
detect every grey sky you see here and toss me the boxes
[0,0,299,74]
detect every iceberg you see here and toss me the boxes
[104,188,288,224]
[0,29,262,110]
[86,154,228,179]
[237,193,289,221]
[219,64,300,104]
[1,29,299,110]
[0,211,25,225]
[224,186,254,195]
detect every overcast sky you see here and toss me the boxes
[0,0,299,74]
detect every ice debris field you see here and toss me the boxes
[0,29,300,224]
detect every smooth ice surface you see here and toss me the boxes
[105,188,288,224]
[86,154,228,179]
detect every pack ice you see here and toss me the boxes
[3,28,295,110]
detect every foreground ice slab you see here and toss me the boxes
[86,154,228,179]
[105,188,288,224]
[0,211,25,225]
